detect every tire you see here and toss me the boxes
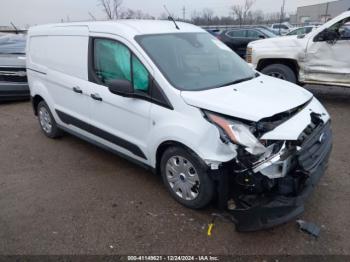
[160,146,214,209]
[37,100,63,139]
[261,64,297,84]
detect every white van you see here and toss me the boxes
[26,20,332,231]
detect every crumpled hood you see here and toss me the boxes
[181,74,313,122]
[249,35,306,50]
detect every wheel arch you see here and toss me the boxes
[150,123,236,175]
[257,58,300,79]
[30,78,52,116]
[155,140,201,175]
[32,94,44,116]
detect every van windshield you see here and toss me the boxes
[135,33,256,91]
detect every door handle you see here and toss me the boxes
[91,93,103,101]
[73,86,83,94]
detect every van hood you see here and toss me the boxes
[181,74,313,122]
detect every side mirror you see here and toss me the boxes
[106,79,133,96]
[258,35,266,39]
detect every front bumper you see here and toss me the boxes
[0,82,30,101]
[230,155,330,232]
[221,121,333,232]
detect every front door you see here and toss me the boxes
[86,36,152,162]
[304,18,350,87]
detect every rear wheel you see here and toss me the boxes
[37,101,62,139]
[261,64,297,84]
[160,146,214,209]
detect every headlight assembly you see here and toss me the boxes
[204,111,267,155]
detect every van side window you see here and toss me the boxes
[93,38,150,93]
[94,39,131,84]
[132,55,149,92]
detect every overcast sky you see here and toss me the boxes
[0,0,303,27]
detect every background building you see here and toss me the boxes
[293,0,350,24]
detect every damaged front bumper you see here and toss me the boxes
[214,120,332,232]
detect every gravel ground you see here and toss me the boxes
[0,85,349,255]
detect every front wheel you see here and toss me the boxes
[261,64,297,84]
[160,147,214,209]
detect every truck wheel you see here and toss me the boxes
[261,64,297,84]
[160,146,214,209]
[37,101,63,139]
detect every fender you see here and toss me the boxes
[147,121,237,169]
[27,71,61,123]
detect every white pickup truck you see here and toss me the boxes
[247,11,350,87]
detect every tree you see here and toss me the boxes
[120,8,135,19]
[251,10,265,24]
[98,0,123,20]
[243,0,255,22]
[266,12,281,23]
[202,8,214,23]
[120,8,154,19]
[113,0,123,19]
[231,0,255,25]
[231,5,244,25]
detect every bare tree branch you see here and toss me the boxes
[113,0,123,19]
[120,8,154,19]
[98,0,123,20]
[231,0,255,25]
[243,0,255,21]
[190,6,284,26]
[231,5,244,25]
[98,0,113,19]
[202,8,214,23]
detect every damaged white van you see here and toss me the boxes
[27,20,332,231]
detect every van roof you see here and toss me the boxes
[28,20,204,38]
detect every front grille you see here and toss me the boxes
[297,121,332,172]
[0,67,27,83]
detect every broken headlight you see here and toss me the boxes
[204,111,267,155]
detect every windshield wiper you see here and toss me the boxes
[220,72,260,88]
[219,73,258,88]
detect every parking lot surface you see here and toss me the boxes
[0,85,349,255]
